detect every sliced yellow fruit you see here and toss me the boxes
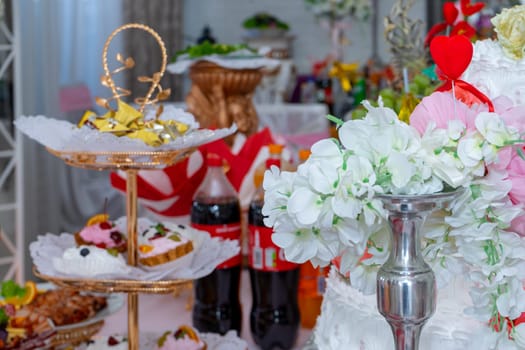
[6,327,27,336]
[3,281,38,306]
[86,213,110,226]
[139,245,153,254]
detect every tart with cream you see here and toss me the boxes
[138,223,193,267]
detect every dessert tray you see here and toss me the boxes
[15,23,241,350]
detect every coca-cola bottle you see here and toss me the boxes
[191,153,242,335]
[248,158,300,350]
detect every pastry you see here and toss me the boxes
[156,325,206,350]
[74,214,127,253]
[138,223,193,267]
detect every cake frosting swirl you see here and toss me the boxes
[313,268,488,350]
[462,39,525,106]
[52,245,131,277]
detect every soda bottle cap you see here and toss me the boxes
[206,153,222,167]
[298,149,311,162]
[266,158,281,169]
[268,144,284,155]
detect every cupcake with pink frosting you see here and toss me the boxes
[74,214,127,253]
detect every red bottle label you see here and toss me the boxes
[192,223,242,269]
[248,224,298,271]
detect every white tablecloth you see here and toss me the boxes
[99,270,313,349]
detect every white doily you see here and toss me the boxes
[30,218,240,281]
[168,49,280,74]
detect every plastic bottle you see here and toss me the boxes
[300,77,317,103]
[298,262,328,329]
[248,157,300,350]
[253,144,292,189]
[191,154,242,335]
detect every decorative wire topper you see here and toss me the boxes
[79,23,187,147]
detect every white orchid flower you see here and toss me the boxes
[496,278,525,319]
[447,119,466,140]
[384,151,415,190]
[262,166,295,227]
[476,112,520,147]
[512,324,525,348]
[287,186,329,226]
[458,135,484,168]
[271,220,334,264]
[349,263,378,295]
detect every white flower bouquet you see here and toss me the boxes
[264,92,525,345]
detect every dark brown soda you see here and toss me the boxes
[248,198,300,350]
[191,196,242,335]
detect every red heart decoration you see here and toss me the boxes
[430,35,473,80]
[443,2,459,25]
[460,0,484,17]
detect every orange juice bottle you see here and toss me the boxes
[298,262,328,328]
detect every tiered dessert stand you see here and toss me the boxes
[31,24,216,350]
[34,148,196,350]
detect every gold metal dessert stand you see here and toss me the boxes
[39,148,196,350]
[32,23,216,350]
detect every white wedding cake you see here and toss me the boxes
[313,268,489,350]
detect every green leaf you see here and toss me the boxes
[173,42,256,61]
[1,280,26,299]
[0,308,8,327]
[155,223,166,235]
[157,331,171,347]
[326,114,344,127]
[518,146,525,160]
[470,184,481,200]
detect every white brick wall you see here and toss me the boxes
[183,0,426,74]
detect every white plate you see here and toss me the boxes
[36,283,124,331]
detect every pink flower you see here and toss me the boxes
[409,91,479,135]
[508,148,525,196]
[488,96,525,235]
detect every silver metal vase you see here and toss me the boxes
[376,191,460,350]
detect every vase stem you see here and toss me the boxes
[375,191,462,350]
[377,212,434,350]
[389,322,423,350]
